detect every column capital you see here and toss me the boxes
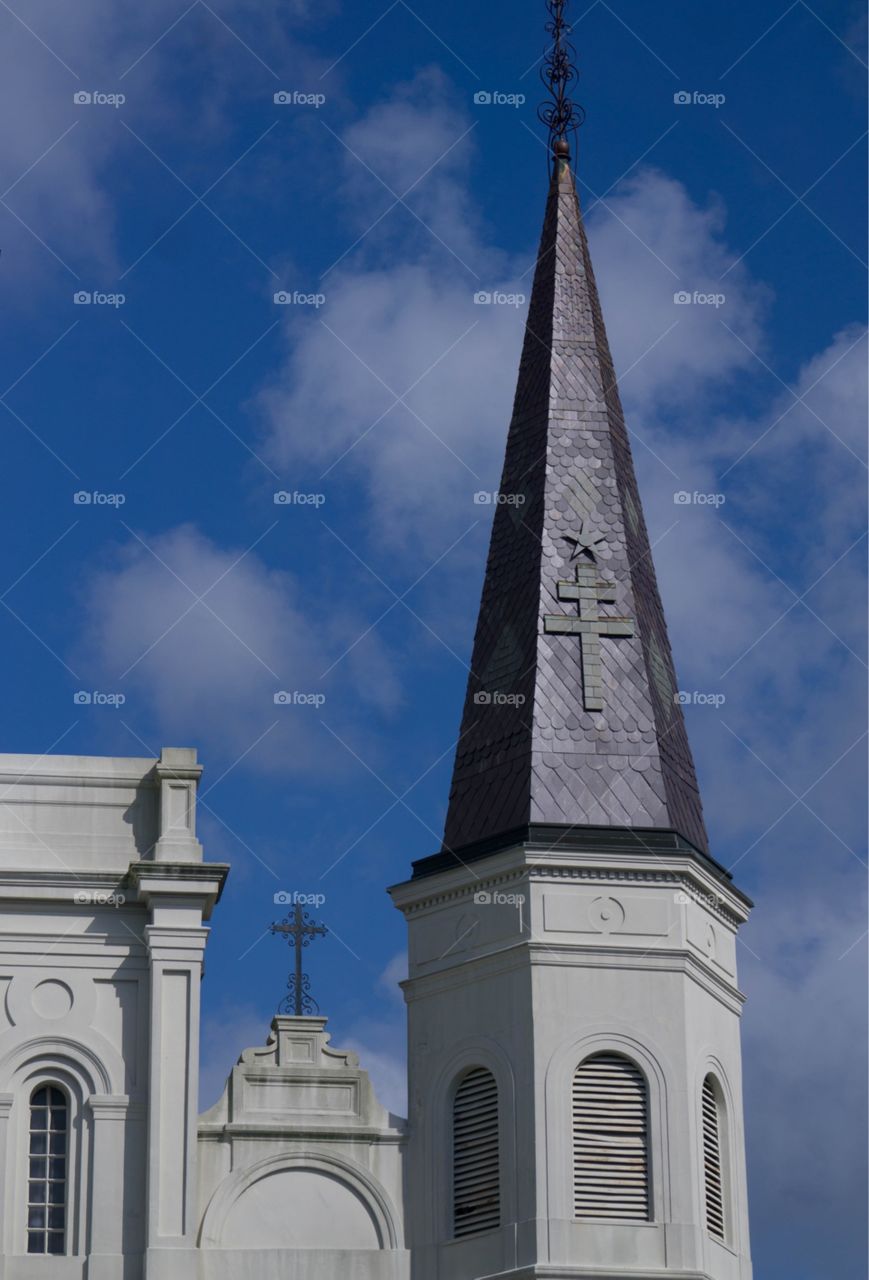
[87,1094,130,1120]
[129,861,228,919]
[144,924,209,965]
[153,748,203,862]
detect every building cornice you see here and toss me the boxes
[391,846,749,931]
[402,940,745,1016]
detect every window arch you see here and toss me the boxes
[26,1084,68,1255]
[701,1075,726,1241]
[573,1052,650,1221]
[452,1067,500,1237]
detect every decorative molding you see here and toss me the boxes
[395,855,745,932]
[198,1149,402,1250]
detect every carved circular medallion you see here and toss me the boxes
[589,896,626,932]
[31,980,73,1020]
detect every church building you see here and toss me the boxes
[0,25,753,1280]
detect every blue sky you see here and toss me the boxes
[0,0,865,1275]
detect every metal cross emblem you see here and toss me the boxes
[270,902,328,1016]
[544,553,634,712]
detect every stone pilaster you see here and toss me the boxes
[0,1093,13,1280]
[85,1095,130,1280]
[130,862,227,1280]
[153,748,203,863]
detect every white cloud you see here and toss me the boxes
[587,169,770,413]
[74,521,406,775]
[0,0,321,290]
[343,1035,407,1118]
[377,949,407,1003]
[260,264,525,552]
[199,1000,269,1110]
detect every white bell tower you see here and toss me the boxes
[389,98,754,1280]
[390,830,753,1280]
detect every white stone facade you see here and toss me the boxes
[0,749,408,1280]
[389,837,753,1280]
[198,1016,407,1279]
[0,749,753,1280]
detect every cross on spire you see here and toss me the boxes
[544,559,634,712]
[270,902,328,1016]
[538,0,585,157]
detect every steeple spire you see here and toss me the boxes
[433,16,712,870]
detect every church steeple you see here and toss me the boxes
[439,91,709,863]
[392,18,753,1279]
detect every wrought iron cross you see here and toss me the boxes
[270,903,328,1016]
[538,0,585,154]
[544,546,634,712]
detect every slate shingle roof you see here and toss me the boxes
[442,151,709,858]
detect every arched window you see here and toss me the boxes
[573,1052,650,1221]
[701,1075,725,1241]
[26,1085,68,1255]
[452,1067,500,1237]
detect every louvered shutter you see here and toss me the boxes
[453,1068,500,1237]
[702,1076,725,1240]
[573,1053,650,1220]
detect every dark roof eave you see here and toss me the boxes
[409,822,753,908]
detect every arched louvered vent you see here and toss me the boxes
[452,1067,500,1238]
[702,1076,725,1241]
[573,1053,650,1221]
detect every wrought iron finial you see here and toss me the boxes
[538,0,585,159]
[270,901,328,1016]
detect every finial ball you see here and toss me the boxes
[553,138,570,158]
